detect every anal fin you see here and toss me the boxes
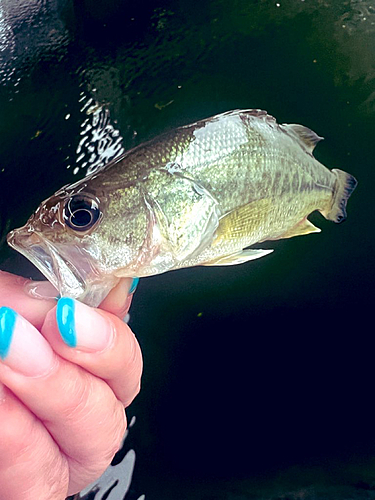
[275,218,321,240]
[202,248,273,266]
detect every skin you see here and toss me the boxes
[0,271,143,500]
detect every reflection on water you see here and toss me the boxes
[73,97,125,176]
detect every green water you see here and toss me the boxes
[0,1,374,498]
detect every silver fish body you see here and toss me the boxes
[7,110,357,306]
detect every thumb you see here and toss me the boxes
[0,271,57,330]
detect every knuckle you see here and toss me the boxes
[0,399,69,499]
[58,371,98,424]
[121,380,141,408]
[103,401,127,461]
[36,454,69,499]
[57,374,126,462]
[0,398,37,460]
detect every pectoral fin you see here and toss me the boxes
[215,198,272,244]
[275,218,321,240]
[202,248,273,266]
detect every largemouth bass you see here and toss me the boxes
[7,109,357,306]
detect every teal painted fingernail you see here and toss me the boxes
[0,307,17,360]
[129,278,139,294]
[56,297,77,348]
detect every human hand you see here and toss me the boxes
[0,271,142,500]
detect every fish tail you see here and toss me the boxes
[321,169,357,223]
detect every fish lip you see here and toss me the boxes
[7,226,87,299]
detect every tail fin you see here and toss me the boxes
[322,169,357,223]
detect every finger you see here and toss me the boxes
[0,271,56,330]
[41,298,143,407]
[0,307,127,495]
[0,383,69,500]
[99,277,139,318]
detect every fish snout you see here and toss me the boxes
[7,227,58,287]
[7,226,40,250]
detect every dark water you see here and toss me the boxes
[1,0,375,498]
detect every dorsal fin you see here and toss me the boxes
[235,109,278,127]
[281,123,324,153]
[204,109,278,128]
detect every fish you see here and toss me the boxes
[7,109,357,306]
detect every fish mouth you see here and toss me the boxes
[7,227,117,306]
[7,227,87,298]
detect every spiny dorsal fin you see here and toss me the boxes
[281,123,324,154]
[237,109,278,127]
[206,109,278,128]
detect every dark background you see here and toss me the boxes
[0,1,374,498]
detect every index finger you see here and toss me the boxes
[41,301,143,407]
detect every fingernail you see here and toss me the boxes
[24,280,59,300]
[0,306,55,377]
[129,278,139,294]
[56,298,113,352]
[0,307,15,359]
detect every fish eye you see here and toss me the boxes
[63,194,101,232]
